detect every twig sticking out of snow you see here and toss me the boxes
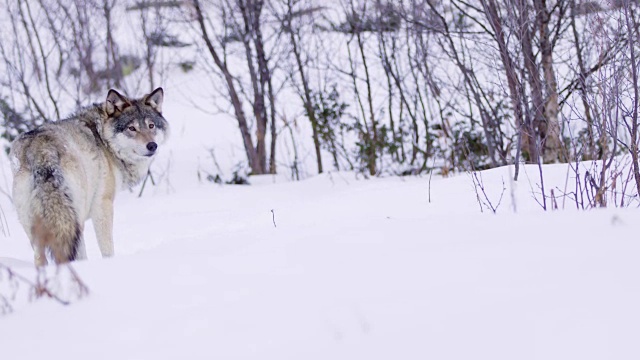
[0,263,89,315]
[271,209,277,228]
[469,171,506,214]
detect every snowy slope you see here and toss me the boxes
[1,90,640,360]
[1,164,640,359]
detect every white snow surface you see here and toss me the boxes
[1,99,639,359]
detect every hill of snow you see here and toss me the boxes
[0,79,639,360]
[1,157,639,359]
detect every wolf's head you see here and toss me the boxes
[100,88,169,162]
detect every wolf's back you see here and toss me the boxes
[16,132,81,264]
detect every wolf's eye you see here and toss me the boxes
[128,126,136,132]
[149,123,155,129]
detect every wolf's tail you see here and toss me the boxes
[27,147,81,264]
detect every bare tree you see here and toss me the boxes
[191,0,281,175]
[621,0,640,197]
[282,0,324,173]
[192,0,264,174]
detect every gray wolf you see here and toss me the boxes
[10,88,169,266]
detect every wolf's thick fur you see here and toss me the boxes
[10,88,169,266]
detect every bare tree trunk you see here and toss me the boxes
[74,2,99,93]
[237,0,268,173]
[355,27,378,176]
[253,0,271,173]
[140,5,155,89]
[103,0,120,89]
[569,0,596,159]
[382,51,398,162]
[21,0,60,119]
[346,36,374,174]
[426,1,500,168]
[514,0,544,164]
[268,77,277,174]
[534,0,562,163]
[193,0,262,174]
[623,1,640,197]
[285,0,323,173]
[378,19,420,164]
[378,24,419,164]
[481,0,527,173]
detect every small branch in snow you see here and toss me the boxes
[469,171,506,214]
[271,209,277,228]
[508,165,517,213]
[428,156,436,203]
[138,170,156,198]
[0,263,89,314]
[550,189,559,210]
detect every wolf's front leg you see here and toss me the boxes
[92,200,114,257]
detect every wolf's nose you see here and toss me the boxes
[147,142,158,152]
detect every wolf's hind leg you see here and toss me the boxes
[75,231,87,261]
[32,244,47,267]
[30,216,51,267]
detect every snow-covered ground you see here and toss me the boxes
[1,96,640,359]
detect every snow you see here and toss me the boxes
[2,158,640,358]
[1,87,640,359]
[1,2,638,357]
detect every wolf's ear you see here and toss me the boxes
[105,89,130,116]
[144,87,164,113]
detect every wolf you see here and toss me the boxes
[10,88,169,266]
